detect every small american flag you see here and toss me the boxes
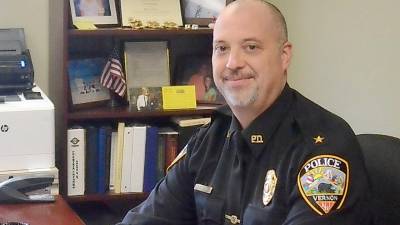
[100,47,126,96]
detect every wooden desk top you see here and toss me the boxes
[0,195,85,225]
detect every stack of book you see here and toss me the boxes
[67,123,180,196]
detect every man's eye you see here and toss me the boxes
[247,44,257,50]
[215,46,227,53]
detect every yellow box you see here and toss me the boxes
[162,85,196,110]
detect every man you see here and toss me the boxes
[136,87,149,111]
[117,0,371,224]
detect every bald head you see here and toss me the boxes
[222,0,288,44]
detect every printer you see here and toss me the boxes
[0,28,54,171]
[0,28,34,93]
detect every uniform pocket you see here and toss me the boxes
[194,190,225,225]
[242,204,286,225]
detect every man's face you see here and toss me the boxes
[212,2,291,111]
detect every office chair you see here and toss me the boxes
[357,134,400,225]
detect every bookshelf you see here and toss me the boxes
[60,0,215,211]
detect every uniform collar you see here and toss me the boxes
[229,84,294,158]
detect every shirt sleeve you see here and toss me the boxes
[282,130,372,225]
[116,141,197,225]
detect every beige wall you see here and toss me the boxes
[270,0,400,138]
[2,0,399,138]
[0,0,50,94]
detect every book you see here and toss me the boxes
[109,131,118,191]
[85,126,98,194]
[130,125,147,192]
[97,126,112,194]
[67,127,85,196]
[121,125,134,193]
[143,126,159,193]
[164,130,179,172]
[124,41,170,104]
[113,122,125,194]
[156,129,167,180]
[171,116,211,127]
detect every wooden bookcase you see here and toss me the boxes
[60,0,215,212]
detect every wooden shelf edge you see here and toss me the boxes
[67,106,217,121]
[68,28,213,37]
[66,192,149,203]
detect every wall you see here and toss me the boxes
[2,0,399,138]
[270,0,400,138]
[0,0,50,93]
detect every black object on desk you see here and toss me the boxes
[0,176,55,204]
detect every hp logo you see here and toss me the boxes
[1,124,9,132]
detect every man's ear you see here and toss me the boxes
[281,41,292,71]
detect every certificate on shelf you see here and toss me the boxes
[124,41,171,104]
[121,0,183,27]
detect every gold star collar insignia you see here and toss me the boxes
[313,135,324,144]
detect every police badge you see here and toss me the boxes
[297,155,349,215]
[263,169,277,206]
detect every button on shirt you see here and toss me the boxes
[118,84,371,225]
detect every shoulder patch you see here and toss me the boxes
[166,145,187,172]
[297,155,349,215]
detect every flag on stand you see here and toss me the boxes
[100,47,126,97]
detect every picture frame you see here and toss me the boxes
[128,87,163,111]
[69,0,118,25]
[181,0,234,26]
[68,57,111,108]
[175,55,225,104]
[121,0,183,27]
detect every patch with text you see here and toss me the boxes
[297,155,349,215]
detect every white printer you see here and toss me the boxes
[0,29,54,171]
[0,86,55,171]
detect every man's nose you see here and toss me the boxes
[226,49,245,70]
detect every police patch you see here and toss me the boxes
[297,155,349,215]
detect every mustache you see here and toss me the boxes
[222,70,255,81]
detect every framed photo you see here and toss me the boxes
[181,0,234,26]
[175,55,225,104]
[68,58,111,108]
[69,0,118,25]
[128,87,163,111]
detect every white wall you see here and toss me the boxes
[0,0,50,94]
[270,0,400,138]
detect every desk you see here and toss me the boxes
[0,195,85,225]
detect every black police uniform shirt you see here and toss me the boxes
[118,84,371,225]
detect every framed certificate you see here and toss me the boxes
[182,0,234,26]
[121,0,183,27]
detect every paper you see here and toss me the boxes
[162,85,196,110]
[73,21,98,30]
[121,0,183,27]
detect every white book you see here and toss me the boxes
[121,125,134,193]
[130,125,147,192]
[109,131,118,191]
[67,127,85,196]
